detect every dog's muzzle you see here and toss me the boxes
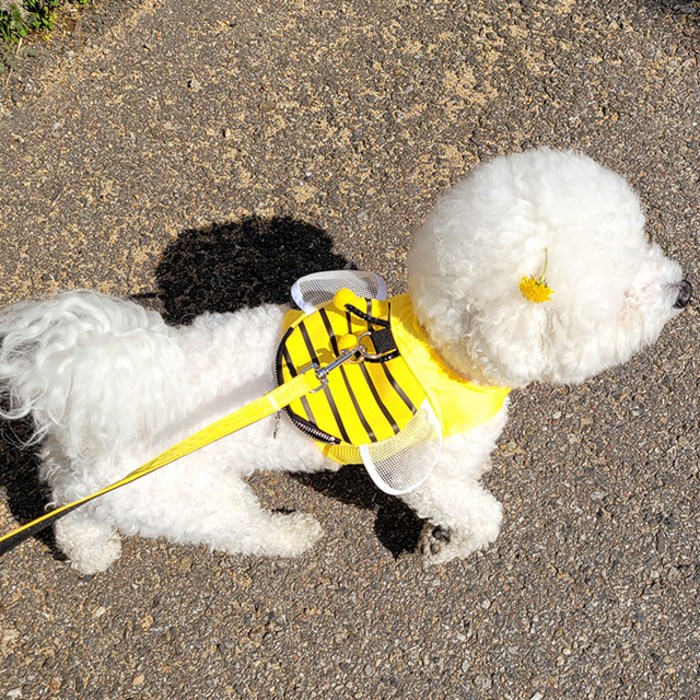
[674,279,693,309]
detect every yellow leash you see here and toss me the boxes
[0,367,325,557]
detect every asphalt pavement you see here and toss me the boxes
[0,1,698,698]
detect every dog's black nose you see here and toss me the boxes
[674,279,692,309]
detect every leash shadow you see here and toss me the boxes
[151,215,422,557]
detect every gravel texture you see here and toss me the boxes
[0,1,698,698]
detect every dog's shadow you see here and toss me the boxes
[0,420,62,557]
[152,216,422,557]
[154,216,352,321]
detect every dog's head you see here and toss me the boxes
[408,148,691,388]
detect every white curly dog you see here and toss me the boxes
[0,149,691,573]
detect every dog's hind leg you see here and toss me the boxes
[185,478,325,558]
[54,510,122,575]
[107,474,324,560]
[211,507,325,558]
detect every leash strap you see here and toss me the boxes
[0,369,324,557]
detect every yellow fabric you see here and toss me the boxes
[0,371,322,554]
[277,290,510,464]
[389,294,511,435]
[278,291,426,464]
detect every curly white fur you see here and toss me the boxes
[0,149,689,572]
[409,149,685,388]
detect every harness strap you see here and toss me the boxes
[344,302,390,329]
[0,369,324,557]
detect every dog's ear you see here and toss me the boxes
[479,301,552,387]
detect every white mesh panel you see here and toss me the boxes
[291,271,387,314]
[359,401,442,495]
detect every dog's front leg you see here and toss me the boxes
[402,471,502,566]
[398,425,505,566]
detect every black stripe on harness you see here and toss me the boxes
[299,320,351,444]
[319,308,339,357]
[359,362,400,436]
[318,307,377,443]
[275,324,337,444]
[281,344,316,426]
[339,365,376,442]
[381,300,417,415]
[276,325,318,428]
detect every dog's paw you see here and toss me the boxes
[418,523,455,567]
[267,511,324,556]
[418,522,497,567]
[55,519,122,575]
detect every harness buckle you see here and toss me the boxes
[351,331,386,361]
[300,331,394,394]
[300,334,369,393]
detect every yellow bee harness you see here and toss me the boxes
[276,287,510,486]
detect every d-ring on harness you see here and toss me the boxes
[312,332,379,387]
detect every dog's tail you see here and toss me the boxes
[0,291,183,456]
